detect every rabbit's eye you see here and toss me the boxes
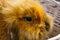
[24,17,32,22]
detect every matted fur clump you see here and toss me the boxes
[0,0,53,40]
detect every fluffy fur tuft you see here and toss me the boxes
[0,0,53,40]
